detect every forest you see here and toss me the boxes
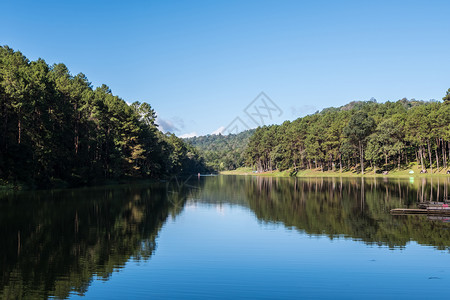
[2,45,450,189]
[184,129,254,171]
[0,46,208,188]
[245,97,450,174]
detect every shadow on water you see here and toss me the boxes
[1,176,450,298]
[0,182,197,299]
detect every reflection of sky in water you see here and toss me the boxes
[73,204,450,299]
[216,204,225,216]
[4,176,450,299]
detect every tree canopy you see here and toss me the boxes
[0,46,208,188]
[245,98,450,174]
[184,130,254,171]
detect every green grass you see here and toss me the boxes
[220,167,253,175]
[221,163,450,178]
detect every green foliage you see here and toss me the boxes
[246,97,450,174]
[0,46,207,187]
[343,111,375,144]
[184,130,254,171]
[443,88,450,103]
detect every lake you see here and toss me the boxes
[1,175,450,299]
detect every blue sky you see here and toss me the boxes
[2,0,450,137]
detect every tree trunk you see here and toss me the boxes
[427,139,433,173]
[18,117,21,144]
[436,138,440,170]
[75,105,79,155]
[435,145,439,171]
[442,139,447,169]
[359,140,364,175]
[339,154,342,173]
[2,109,6,151]
[422,146,427,171]
[419,146,424,171]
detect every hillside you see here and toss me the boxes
[184,130,255,171]
[246,98,450,174]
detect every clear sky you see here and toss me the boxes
[2,0,450,137]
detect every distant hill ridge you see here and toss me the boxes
[186,98,447,173]
[183,129,255,171]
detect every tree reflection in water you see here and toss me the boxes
[0,182,194,299]
[1,176,450,298]
[237,176,450,249]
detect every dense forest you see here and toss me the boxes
[3,45,450,189]
[246,97,450,174]
[0,46,208,188]
[184,129,254,171]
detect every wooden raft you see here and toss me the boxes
[391,208,450,215]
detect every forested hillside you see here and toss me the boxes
[3,46,449,186]
[246,98,450,174]
[0,46,208,188]
[184,130,254,170]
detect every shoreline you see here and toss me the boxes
[221,167,450,178]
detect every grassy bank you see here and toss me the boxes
[221,164,450,178]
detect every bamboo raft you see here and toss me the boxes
[391,201,450,215]
[390,208,450,215]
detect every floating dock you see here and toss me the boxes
[390,208,450,215]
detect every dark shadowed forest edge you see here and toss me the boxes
[0,46,210,189]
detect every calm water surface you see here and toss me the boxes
[2,176,450,299]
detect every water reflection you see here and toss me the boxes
[192,176,450,249]
[231,176,450,249]
[0,183,194,299]
[1,176,450,298]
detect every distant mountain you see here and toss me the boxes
[184,130,255,171]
